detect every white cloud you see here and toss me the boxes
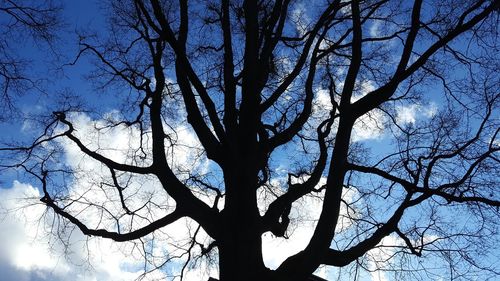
[340,0,352,15]
[365,233,442,281]
[0,181,216,281]
[396,104,419,124]
[0,181,162,281]
[314,89,334,114]
[366,235,401,281]
[0,182,60,271]
[370,20,382,37]
[352,109,386,142]
[351,80,376,103]
[290,3,311,37]
[396,102,437,125]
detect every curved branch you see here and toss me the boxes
[263,114,335,234]
[34,169,184,242]
[57,113,153,175]
[42,193,183,242]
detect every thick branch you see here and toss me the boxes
[353,1,497,117]
[148,0,227,143]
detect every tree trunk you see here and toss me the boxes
[218,189,272,281]
[217,140,273,280]
[218,232,270,281]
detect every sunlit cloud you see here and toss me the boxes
[0,181,160,281]
[396,102,437,125]
[290,3,311,37]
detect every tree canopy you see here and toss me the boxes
[1,0,499,280]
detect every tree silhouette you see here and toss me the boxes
[1,0,499,280]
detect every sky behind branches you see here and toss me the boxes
[0,1,498,281]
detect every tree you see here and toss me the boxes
[1,0,499,280]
